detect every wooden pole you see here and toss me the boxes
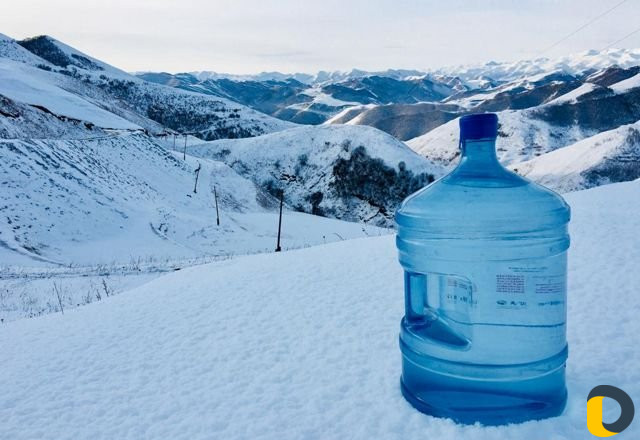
[214,186,220,226]
[193,163,201,193]
[183,134,187,160]
[275,191,283,252]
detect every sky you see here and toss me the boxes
[2,0,640,74]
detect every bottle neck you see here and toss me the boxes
[459,138,499,167]
[442,137,510,185]
[443,136,527,187]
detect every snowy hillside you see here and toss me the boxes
[0,34,293,141]
[2,180,638,439]
[405,110,597,168]
[0,131,387,320]
[406,63,640,178]
[0,133,380,265]
[185,125,444,227]
[0,33,54,65]
[0,58,140,130]
[511,122,640,192]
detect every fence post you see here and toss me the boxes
[275,190,283,252]
[193,162,201,193]
[183,134,187,160]
[214,186,220,226]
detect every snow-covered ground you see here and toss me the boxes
[1,180,638,439]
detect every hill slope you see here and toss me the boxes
[510,122,640,192]
[0,133,376,266]
[1,180,638,439]
[186,125,443,227]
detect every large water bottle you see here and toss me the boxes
[396,113,570,425]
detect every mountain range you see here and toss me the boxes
[138,48,640,135]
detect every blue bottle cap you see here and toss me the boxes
[459,113,498,141]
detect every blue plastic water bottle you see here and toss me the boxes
[396,113,570,425]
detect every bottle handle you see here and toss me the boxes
[404,271,470,348]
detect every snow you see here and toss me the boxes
[193,124,436,173]
[298,86,361,107]
[0,33,53,66]
[0,33,295,140]
[185,124,443,226]
[40,35,131,79]
[446,72,565,109]
[544,82,597,105]
[510,121,640,192]
[0,59,140,129]
[433,47,640,84]
[1,180,639,439]
[610,72,640,93]
[187,48,640,88]
[0,131,387,319]
[405,110,596,168]
[323,103,376,125]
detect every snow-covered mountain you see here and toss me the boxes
[2,179,639,439]
[138,71,460,126]
[0,32,432,271]
[138,48,640,137]
[433,48,640,85]
[405,68,640,190]
[185,125,443,227]
[159,49,640,87]
[0,34,293,140]
[182,68,431,85]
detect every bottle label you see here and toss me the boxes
[440,254,567,327]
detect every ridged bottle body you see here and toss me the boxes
[396,137,570,425]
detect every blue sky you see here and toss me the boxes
[2,0,639,73]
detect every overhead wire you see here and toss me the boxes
[538,0,630,55]
[600,25,640,51]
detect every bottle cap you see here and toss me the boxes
[459,113,498,141]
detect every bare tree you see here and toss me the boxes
[102,279,111,298]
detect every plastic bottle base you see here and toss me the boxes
[400,357,567,426]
